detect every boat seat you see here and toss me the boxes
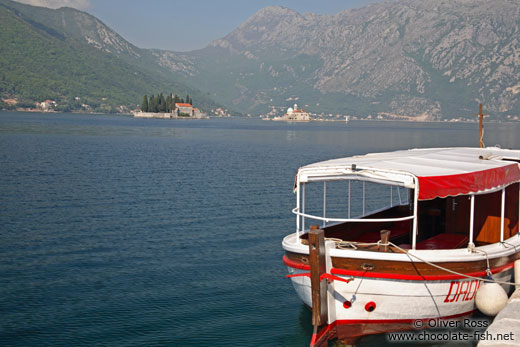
[400,233,468,250]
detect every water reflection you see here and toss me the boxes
[285,130,297,142]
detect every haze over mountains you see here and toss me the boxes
[1,0,519,119]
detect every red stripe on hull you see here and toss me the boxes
[330,262,514,280]
[282,255,310,270]
[284,254,514,281]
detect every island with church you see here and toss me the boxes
[133,93,208,119]
[272,104,311,122]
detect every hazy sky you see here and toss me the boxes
[15,0,385,51]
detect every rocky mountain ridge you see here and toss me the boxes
[156,0,520,119]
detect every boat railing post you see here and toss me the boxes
[323,182,327,228]
[390,186,393,207]
[501,188,506,242]
[469,195,475,248]
[379,230,390,252]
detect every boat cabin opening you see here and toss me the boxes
[416,183,519,247]
[295,179,519,251]
[293,148,520,251]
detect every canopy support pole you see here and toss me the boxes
[323,182,327,228]
[348,181,351,219]
[501,188,506,242]
[362,181,366,216]
[469,195,475,248]
[296,176,300,244]
[412,184,418,250]
[302,183,306,234]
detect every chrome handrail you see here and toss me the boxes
[292,207,414,223]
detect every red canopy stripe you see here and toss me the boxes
[417,164,520,200]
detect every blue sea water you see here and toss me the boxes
[1,112,519,346]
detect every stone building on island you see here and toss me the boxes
[174,103,204,118]
[273,104,311,121]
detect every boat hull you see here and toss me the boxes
[283,249,515,342]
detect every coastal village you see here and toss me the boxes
[1,95,236,118]
[260,102,520,123]
[4,95,518,123]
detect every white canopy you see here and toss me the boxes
[297,147,520,200]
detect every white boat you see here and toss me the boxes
[282,147,520,346]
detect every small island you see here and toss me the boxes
[133,93,207,119]
[272,104,311,122]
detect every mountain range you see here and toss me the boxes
[0,0,225,114]
[160,0,520,120]
[1,0,519,120]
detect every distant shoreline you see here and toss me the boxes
[1,109,519,123]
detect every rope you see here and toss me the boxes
[471,247,491,273]
[336,241,381,250]
[325,238,381,250]
[501,240,519,253]
[385,241,517,286]
[326,238,517,286]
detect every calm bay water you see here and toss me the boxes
[1,112,519,346]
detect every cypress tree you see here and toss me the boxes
[159,93,166,112]
[166,94,173,112]
[157,93,162,111]
[186,94,191,105]
[149,94,157,113]
[141,95,148,112]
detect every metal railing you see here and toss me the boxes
[292,206,414,233]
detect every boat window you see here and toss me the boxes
[473,183,519,245]
[301,180,409,228]
[415,182,520,248]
